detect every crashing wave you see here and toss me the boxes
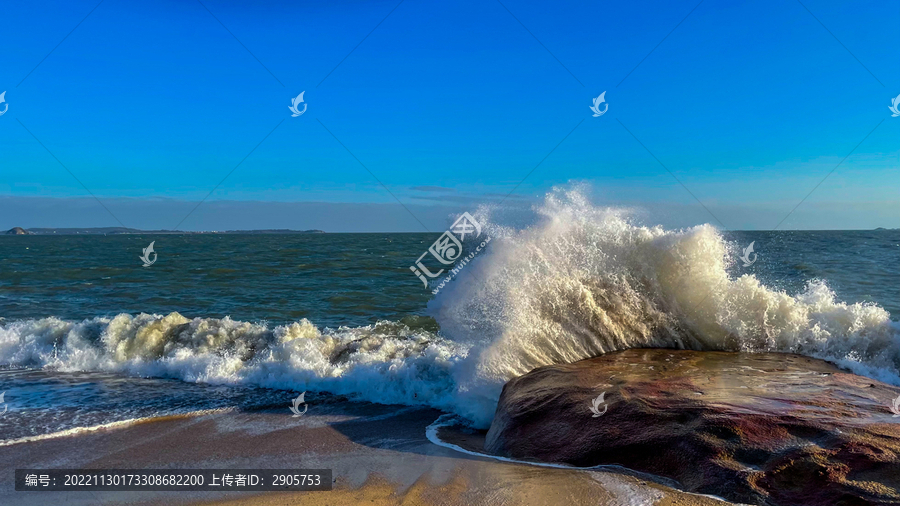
[1,187,897,428]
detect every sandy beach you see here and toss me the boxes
[0,400,733,506]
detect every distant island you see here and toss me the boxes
[5,227,325,235]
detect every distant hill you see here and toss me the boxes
[5,227,325,235]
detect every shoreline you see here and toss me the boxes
[0,408,238,448]
[0,402,737,506]
[426,414,736,505]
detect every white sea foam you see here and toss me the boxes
[0,408,236,447]
[1,187,897,429]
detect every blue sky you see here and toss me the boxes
[1,0,898,231]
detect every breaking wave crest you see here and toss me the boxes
[0,314,466,415]
[431,188,900,424]
[2,187,898,428]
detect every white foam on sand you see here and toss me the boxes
[0,408,235,447]
[424,414,745,505]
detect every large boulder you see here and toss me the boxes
[484,349,900,505]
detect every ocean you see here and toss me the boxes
[1,192,899,442]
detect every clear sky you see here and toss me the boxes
[1,0,898,231]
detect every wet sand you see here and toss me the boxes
[0,400,736,506]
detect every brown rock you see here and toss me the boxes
[5,227,27,235]
[484,349,900,505]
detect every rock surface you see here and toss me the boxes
[5,227,27,235]
[484,349,900,506]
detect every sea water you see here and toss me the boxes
[1,188,898,440]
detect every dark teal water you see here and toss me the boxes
[0,231,897,322]
[0,233,439,328]
[727,230,900,316]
